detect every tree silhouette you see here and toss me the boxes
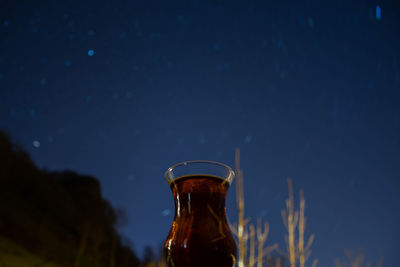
[0,130,140,267]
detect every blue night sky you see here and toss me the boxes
[1,0,399,265]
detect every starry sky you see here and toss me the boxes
[1,0,400,265]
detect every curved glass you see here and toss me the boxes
[165,160,235,185]
[163,160,237,267]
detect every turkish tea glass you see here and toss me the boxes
[164,160,237,267]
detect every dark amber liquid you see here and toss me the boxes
[164,175,237,267]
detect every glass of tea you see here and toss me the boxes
[164,160,237,267]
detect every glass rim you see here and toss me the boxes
[165,160,235,185]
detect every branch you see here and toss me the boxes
[262,243,279,256]
[305,234,315,251]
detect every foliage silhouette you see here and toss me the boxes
[0,130,140,267]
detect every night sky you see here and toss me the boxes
[1,0,399,265]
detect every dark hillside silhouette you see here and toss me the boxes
[0,130,140,267]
